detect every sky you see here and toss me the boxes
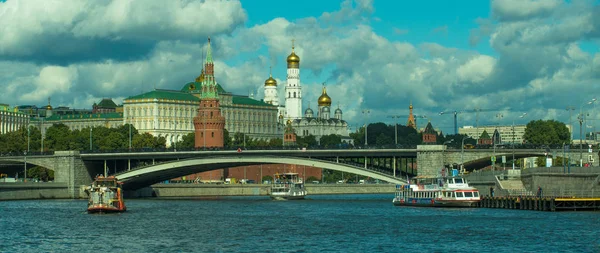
[0,0,599,137]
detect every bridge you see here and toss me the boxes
[0,146,596,198]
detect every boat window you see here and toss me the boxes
[474,192,479,197]
[464,192,473,198]
[457,192,464,198]
[454,178,463,184]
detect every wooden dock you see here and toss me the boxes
[478,196,600,211]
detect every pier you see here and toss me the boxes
[478,194,600,211]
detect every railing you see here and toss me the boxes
[521,167,600,175]
[494,188,600,198]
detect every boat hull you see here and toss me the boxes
[87,206,126,214]
[393,198,478,208]
[270,195,306,200]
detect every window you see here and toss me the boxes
[211,132,214,137]
[293,92,296,98]
[464,192,473,198]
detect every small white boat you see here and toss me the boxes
[393,176,480,207]
[270,173,307,200]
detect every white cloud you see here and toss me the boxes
[456,55,497,83]
[492,0,562,21]
[21,66,78,101]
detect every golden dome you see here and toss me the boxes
[287,40,300,68]
[265,76,277,86]
[287,51,300,64]
[265,67,277,87]
[317,86,332,106]
[45,105,53,110]
[286,119,292,125]
[409,103,413,110]
[195,69,205,83]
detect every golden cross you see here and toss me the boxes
[269,66,272,76]
[291,39,295,49]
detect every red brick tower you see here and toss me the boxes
[194,37,225,148]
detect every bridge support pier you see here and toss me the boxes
[53,151,95,198]
[393,156,396,177]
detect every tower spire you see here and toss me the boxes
[206,36,213,63]
[292,39,295,52]
[269,66,272,77]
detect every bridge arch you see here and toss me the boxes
[116,156,407,190]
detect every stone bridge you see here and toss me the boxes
[1,146,596,197]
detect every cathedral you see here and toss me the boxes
[263,41,351,144]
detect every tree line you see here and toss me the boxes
[0,119,572,154]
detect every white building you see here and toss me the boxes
[290,86,351,144]
[284,42,302,120]
[0,103,29,134]
[459,125,527,145]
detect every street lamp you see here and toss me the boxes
[362,110,370,147]
[442,139,453,177]
[23,151,27,182]
[128,116,133,150]
[27,126,30,153]
[40,117,44,153]
[388,115,401,147]
[578,98,596,166]
[512,113,527,169]
[89,127,93,151]
[174,120,177,152]
[461,136,467,173]
[492,113,503,171]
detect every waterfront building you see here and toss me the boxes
[0,104,29,134]
[289,86,351,144]
[123,40,281,147]
[459,125,526,145]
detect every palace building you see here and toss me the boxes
[0,103,29,134]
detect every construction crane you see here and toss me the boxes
[439,108,506,135]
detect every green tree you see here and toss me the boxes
[45,123,73,151]
[523,120,570,145]
[306,176,319,182]
[224,129,232,148]
[320,134,342,148]
[375,133,393,146]
[175,133,195,149]
[297,134,317,148]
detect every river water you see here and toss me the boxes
[1,194,599,253]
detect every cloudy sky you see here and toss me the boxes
[1,0,599,137]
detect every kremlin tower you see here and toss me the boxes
[284,40,302,120]
[193,37,226,148]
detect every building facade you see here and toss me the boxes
[459,125,526,145]
[290,86,351,143]
[0,104,29,134]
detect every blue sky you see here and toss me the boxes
[0,0,599,137]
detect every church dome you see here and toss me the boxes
[264,76,277,87]
[318,87,332,106]
[45,105,52,110]
[305,108,314,115]
[287,44,300,68]
[322,106,330,113]
[335,108,342,114]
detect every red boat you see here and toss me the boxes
[85,176,126,213]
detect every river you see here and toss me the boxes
[1,194,598,252]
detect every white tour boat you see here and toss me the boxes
[393,176,480,207]
[270,173,307,200]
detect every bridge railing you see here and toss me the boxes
[0,151,55,157]
[521,167,600,175]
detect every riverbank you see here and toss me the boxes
[0,183,395,200]
[129,183,396,198]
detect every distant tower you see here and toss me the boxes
[263,66,278,105]
[193,37,226,148]
[407,102,416,129]
[317,85,331,119]
[45,97,53,117]
[334,104,343,120]
[285,39,302,120]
